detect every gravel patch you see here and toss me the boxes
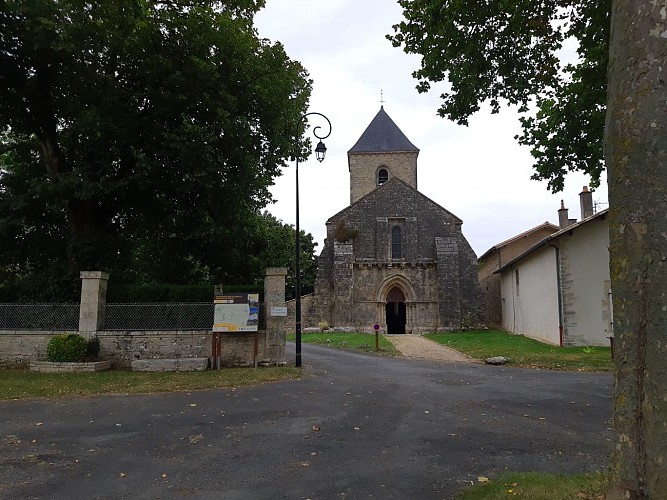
[386,335,477,363]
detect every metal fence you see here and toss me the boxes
[0,302,267,331]
[104,303,214,330]
[0,304,80,330]
[103,303,266,331]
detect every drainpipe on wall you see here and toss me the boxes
[548,243,564,347]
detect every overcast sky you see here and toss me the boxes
[254,0,608,257]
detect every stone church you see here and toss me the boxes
[301,106,479,333]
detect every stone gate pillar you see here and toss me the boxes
[264,267,287,363]
[78,271,109,335]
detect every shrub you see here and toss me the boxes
[333,220,359,242]
[86,336,100,359]
[46,333,88,362]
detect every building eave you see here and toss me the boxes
[493,209,609,274]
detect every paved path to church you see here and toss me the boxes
[386,334,477,363]
[0,344,613,499]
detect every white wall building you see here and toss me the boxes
[497,188,611,346]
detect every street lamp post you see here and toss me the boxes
[295,112,331,368]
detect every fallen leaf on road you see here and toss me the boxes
[119,472,126,478]
[189,434,204,444]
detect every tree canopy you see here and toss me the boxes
[388,0,609,192]
[0,0,314,299]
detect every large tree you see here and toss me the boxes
[605,1,667,497]
[388,0,609,192]
[0,0,312,297]
[391,1,667,497]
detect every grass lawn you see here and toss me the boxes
[287,332,400,356]
[426,330,613,372]
[0,366,301,401]
[457,471,606,499]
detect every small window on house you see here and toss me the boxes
[515,269,520,296]
[391,226,402,259]
[378,168,389,186]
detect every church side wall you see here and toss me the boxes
[458,237,482,326]
[435,236,461,329]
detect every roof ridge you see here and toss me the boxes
[327,177,462,224]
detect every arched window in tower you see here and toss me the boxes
[378,168,389,186]
[391,226,402,259]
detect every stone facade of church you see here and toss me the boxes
[301,107,479,333]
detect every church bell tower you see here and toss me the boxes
[347,106,420,204]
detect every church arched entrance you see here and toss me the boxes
[386,287,406,334]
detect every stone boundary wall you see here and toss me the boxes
[0,330,74,369]
[30,361,111,373]
[0,268,288,369]
[0,329,268,369]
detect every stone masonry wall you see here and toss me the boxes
[0,329,268,369]
[99,330,265,368]
[349,151,418,204]
[0,330,73,369]
[435,236,462,329]
[309,177,479,332]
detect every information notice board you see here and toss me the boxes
[213,293,259,332]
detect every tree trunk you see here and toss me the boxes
[605,1,667,498]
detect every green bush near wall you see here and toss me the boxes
[106,283,262,303]
[46,333,89,362]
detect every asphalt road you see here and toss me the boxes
[0,343,613,499]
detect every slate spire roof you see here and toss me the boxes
[348,106,419,153]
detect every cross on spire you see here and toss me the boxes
[380,89,385,107]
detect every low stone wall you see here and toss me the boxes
[0,330,270,369]
[30,361,111,373]
[99,330,268,368]
[130,358,208,372]
[0,330,87,369]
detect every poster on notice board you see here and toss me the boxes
[213,293,259,332]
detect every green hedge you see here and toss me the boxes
[106,283,262,303]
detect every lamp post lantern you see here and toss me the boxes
[295,112,331,368]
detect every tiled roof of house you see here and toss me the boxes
[478,221,560,262]
[348,106,419,153]
[494,209,609,274]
